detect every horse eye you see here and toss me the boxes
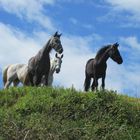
[56,40,60,43]
[112,48,116,53]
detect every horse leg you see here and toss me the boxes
[101,75,106,90]
[23,73,31,86]
[41,74,50,86]
[41,69,50,86]
[4,73,15,89]
[48,75,53,86]
[33,74,42,86]
[94,77,98,91]
[13,78,20,87]
[4,80,12,89]
[28,72,34,86]
[84,75,91,91]
[91,79,95,91]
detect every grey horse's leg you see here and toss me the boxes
[13,78,20,87]
[23,72,31,86]
[4,80,12,89]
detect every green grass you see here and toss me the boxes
[0,87,140,140]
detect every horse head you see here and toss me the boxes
[49,31,63,54]
[109,42,123,64]
[53,53,63,73]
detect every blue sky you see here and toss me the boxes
[0,0,140,97]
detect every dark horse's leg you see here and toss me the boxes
[101,74,106,90]
[33,73,42,86]
[84,74,91,91]
[28,72,34,86]
[94,77,98,91]
[42,74,48,86]
[91,79,95,91]
[91,78,99,91]
[41,69,50,86]
[40,75,45,86]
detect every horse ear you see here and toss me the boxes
[114,42,119,47]
[61,54,63,58]
[54,31,58,37]
[58,33,62,38]
[55,53,58,58]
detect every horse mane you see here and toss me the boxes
[41,39,51,53]
[95,45,111,59]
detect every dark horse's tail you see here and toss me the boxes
[84,73,91,91]
[84,59,93,92]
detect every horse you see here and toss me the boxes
[42,53,63,86]
[3,53,63,89]
[27,31,63,86]
[3,64,29,89]
[84,42,123,91]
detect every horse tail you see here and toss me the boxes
[84,73,91,92]
[2,65,10,86]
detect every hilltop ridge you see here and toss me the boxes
[0,87,140,140]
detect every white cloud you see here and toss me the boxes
[69,18,78,25]
[0,22,40,67]
[105,0,140,25]
[116,36,140,96]
[69,17,93,30]
[120,36,140,50]
[106,59,140,96]
[106,0,140,14]
[0,0,55,30]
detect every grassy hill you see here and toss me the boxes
[0,87,139,140]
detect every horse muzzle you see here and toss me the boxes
[56,68,60,73]
[117,58,123,64]
[56,45,63,54]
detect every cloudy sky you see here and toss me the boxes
[0,0,140,97]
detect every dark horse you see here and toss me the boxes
[84,43,123,91]
[27,32,63,86]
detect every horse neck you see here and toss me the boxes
[49,60,56,74]
[95,47,110,64]
[41,40,52,57]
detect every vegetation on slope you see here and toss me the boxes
[0,87,140,140]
